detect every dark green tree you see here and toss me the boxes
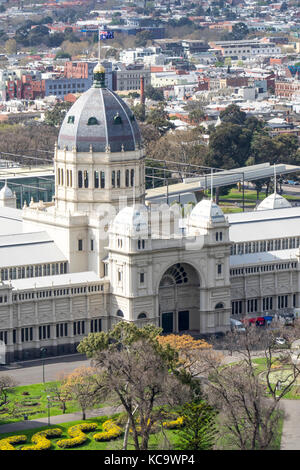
[184,101,205,124]
[131,103,146,122]
[206,122,252,169]
[146,102,175,135]
[145,84,164,101]
[44,101,73,127]
[232,22,249,40]
[175,401,218,450]
[220,104,247,125]
[134,30,153,47]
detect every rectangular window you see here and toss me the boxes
[78,239,83,251]
[112,171,115,188]
[84,170,89,188]
[78,171,83,188]
[91,239,94,251]
[130,169,134,187]
[100,171,105,189]
[140,272,145,284]
[217,264,222,275]
[117,170,121,188]
[94,171,99,188]
[0,331,7,345]
[91,319,102,333]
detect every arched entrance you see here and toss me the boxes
[159,263,200,334]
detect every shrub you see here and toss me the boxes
[162,416,184,429]
[94,419,123,441]
[56,422,98,449]
[0,435,27,450]
[21,428,62,451]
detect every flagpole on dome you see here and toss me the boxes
[98,25,101,64]
[210,169,213,202]
[274,163,277,194]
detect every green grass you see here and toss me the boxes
[219,188,300,202]
[0,381,104,425]
[228,358,300,400]
[0,415,181,451]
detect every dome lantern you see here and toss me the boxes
[93,62,106,88]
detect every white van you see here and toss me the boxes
[230,318,246,333]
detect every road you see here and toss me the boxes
[0,354,92,385]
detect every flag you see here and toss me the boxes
[99,30,114,40]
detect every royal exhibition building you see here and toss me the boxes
[0,63,299,363]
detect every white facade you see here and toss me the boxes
[0,65,299,363]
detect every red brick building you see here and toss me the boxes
[275,80,300,98]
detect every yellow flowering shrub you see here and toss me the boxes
[0,435,27,450]
[56,422,98,449]
[94,419,123,441]
[21,429,62,451]
[162,416,184,429]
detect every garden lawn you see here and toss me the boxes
[219,188,300,203]
[0,381,104,425]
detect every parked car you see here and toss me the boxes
[230,318,246,333]
[275,337,286,346]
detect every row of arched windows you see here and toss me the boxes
[57,168,135,189]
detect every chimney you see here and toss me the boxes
[140,75,146,121]
[140,75,145,105]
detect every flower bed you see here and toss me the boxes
[21,429,62,451]
[56,422,98,449]
[0,435,27,450]
[94,420,123,441]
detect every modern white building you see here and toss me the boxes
[210,40,281,59]
[0,63,299,363]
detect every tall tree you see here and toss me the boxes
[206,122,252,169]
[146,102,175,135]
[220,104,246,125]
[44,101,73,127]
[61,366,101,420]
[175,401,217,450]
[205,325,300,450]
[78,322,191,450]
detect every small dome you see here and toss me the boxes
[189,199,225,227]
[255,192,292,211]
[111,204,148,237]
[58,86,142,153]
[0,182,13,199]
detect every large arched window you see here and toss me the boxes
[116,309,124,317]
[160,263,188,287]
